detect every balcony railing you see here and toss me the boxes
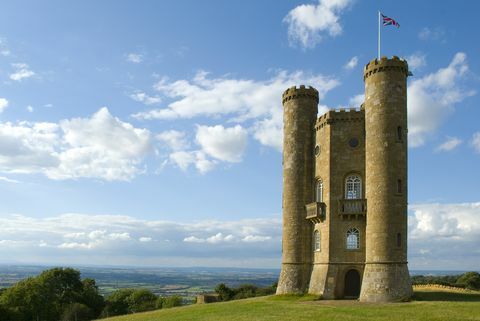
[338,199,367,216]
[305,202,326,223]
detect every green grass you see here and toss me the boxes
[100,289,480,321]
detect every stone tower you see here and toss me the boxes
[277,56,413,302]
[276,85,318,294]
[359,56,413,302]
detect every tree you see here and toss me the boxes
[456,272,480,290]
[125,289,157,313]
[160,296,182,308]
[78,278,105,317]
[214,283,234,301]
[102,289,135,317]
[0,267,105,321]
[61,303,94,321]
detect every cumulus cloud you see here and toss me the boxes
[10,63,35,81]
[196,125,247,163]
[0,203,478,269]
[0,107,151,181]
[283,0,353,49]
[0,98,8,113]
[156,130,189,151]
[0,213,281,267]
[408,52,475,147]
[406,53,426,71]
[472,132,480,153]
[133,70,339,152]
[409,203,480,269]
[344,56,358,69]
[130,91,161,105]
[26,105,34,113]
[348,93,364,107]
[435,136,462,152]
[158,125,247,173]
[126,53,143,63]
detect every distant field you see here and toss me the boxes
[0,265,279,300]
[101,288,480,321]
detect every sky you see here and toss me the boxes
[0,0,479,270]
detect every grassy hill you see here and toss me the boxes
[101,287,480,321]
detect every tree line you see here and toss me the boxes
[0,268,182,321]
[411,271,480,290]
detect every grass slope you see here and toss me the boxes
[101,288,480,321]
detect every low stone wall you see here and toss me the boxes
[196,294,220,304]
[413,284,478,293]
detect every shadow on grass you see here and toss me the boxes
[413,291,480,302]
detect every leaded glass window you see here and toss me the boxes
[345,175,361,199]
[346,228,360,249]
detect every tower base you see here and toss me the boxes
[359,263,413,302]
[276,263,311,294]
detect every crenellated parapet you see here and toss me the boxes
[363,56,409,81]
[282,85,319,105]
[315,108,364,130]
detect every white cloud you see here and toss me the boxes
[408,202,480,269]
[0,213,281,267]
[418,27,446,42]
[344,56,358,69]
[169,150,217,174]
[26,105,34,113]
[435,136,462,152]
[0,176,19,183]
[283,0,353,49]
[0,204,478,269]
[406,53,426,71]
[0,98,8,113]
[242,235,271,242]
[408,52,475,147]
[133,70,339,152]
[156,130,189,151]
[348,93,364,107]
[130,91,161,105]
[472,132,480,153]
[196,125,247,163]
[126,53,143,64]
[10,63,35,81]
[0,107,152,181]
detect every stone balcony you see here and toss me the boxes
[338,199,367,219]
[305,202,326,224]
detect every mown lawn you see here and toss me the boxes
[101,289,480,321]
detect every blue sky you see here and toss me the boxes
[0,0,479,270]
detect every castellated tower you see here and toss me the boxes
[277,56,413,301]
[276,85,318,294]
[359,56,413,302]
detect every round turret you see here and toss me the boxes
[277,85,318,294]
[359,57,413,302]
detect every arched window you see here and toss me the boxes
[345,175,361,199]
[314,230,320,251]
[316,179,323,202]
[346,228,360,249]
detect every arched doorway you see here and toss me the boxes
[344,269,360,299]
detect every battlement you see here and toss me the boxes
[315,107,364,129]
[282,85,319,105]
[363,56,409,81]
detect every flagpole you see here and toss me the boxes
[378,11,381,60]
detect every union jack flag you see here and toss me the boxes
[382,13,400,28]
